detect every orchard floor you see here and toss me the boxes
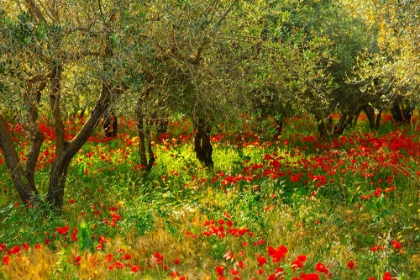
[0,114,419,279]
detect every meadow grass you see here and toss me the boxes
[0,114,419,279]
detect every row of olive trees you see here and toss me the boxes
[0,0,418,212]
[344,0,419,128]
[0,0,261,211]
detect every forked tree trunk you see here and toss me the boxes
[46,81,117,210]
[194,117,213,168]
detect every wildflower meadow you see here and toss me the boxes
[1,114,419,280]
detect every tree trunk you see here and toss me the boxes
[363,105,375,130]
[103,109,118,137]
[46,81,118,210]
[24,79,47,189]
[47,154,72,210]
[194,117,213,168]
[375,109,382,130]
[136,100,148,169]
[273,116,284,140]
[0,115,40,206]
[314,113,332,137]
[136,99,155,172]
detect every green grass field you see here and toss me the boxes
[0,114,419,279]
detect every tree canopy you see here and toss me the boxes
[0,0,418,210]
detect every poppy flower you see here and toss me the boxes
[105,254,113,262]
[267,245,288,262]
[215,265,225,276]
[315,262,328,274]
[347,260,355,270]
[391,239,402,249]
[2,255,11,265]
[303,273,320,280]
[383,272,392,280]
[131,265,140,272]
[11,245,20,255]
[257,255,267,267]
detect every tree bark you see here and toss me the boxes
[24,79,46,190]
[136,99,155,172]
[0,115,40,206]
[194,117,213,168]
[136,103,148,169]
[47,80,117,210]
[273,116,284,140]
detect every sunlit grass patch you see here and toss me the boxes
[1,114,420,279]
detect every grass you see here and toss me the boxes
[0,114,419,279]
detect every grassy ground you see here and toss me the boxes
[0,114,419,279]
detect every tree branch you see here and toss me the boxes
[216,0,238,27]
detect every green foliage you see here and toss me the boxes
[78,221,94,251]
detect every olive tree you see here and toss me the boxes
[0,0,146,211]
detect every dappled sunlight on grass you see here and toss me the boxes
[1,114,420,279]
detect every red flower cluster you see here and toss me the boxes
[267,245,288,262]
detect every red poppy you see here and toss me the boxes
[11,245,20,255]
[215,265,225,276]
[267,245,288,262]
[302,273,320,280]
[2,255,11,265]
[114,261,124,269]
[153,252,164,264]
[257,255,267,267]
[105,254,113,262]
[347,260,355,270]
[391,239,402,249]
[56,225,70,235]
[383,272,392,280]
[315,262,328,274]
[131,265,140,272]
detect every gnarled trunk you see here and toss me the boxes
[46,79,119,210]
[194,117,213,168]
[0,115,40,206]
